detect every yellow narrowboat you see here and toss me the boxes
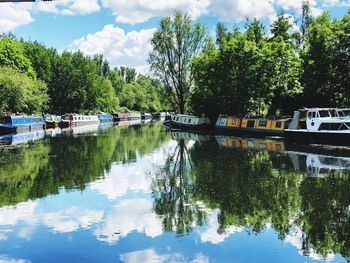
[215,115,291,136]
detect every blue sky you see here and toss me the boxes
[0,0,349,72]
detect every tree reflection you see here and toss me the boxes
[0,123,171,207]
[152,139,207,236]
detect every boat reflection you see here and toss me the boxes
[171,130,211,142]
[0,130,45,146]
[214,134,350,177]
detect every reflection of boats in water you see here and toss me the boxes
[62,124,100,136]
[45,128,63,137]
[216,135,285,152]
[116,119,142,127]
[0,130,45,146]
[288,151,350,177]
[171,131,211,142]
[216,135,350,177]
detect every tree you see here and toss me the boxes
[0,36,36,78]
[0,66,48,114]
[149,11,208,114]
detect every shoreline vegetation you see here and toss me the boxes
[1,1,349,121]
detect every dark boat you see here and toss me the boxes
[113,113,130,122]
[168,114,211,130]
[0,116,45,135]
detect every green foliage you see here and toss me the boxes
[0,66,48,113]
[149,10,208,113]
[0,36,36,78]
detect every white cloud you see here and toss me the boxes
[101,0,210,25]
[0,0,100,33]
[94,199,164,243]
[68,24,156,73]
[120,249,209,263]
[0,3,33,32]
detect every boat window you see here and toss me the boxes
[319,110,330,118]
[176,117,179,121]
[231,119,236,125]
[275,121,282,128]
[258,120,267,127]
[188,119,191,123]
[247,120,255,128]
[319,123,342,131]
[308,112,316,118]
[338,110,350,117]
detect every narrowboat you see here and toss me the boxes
[141,112,152,120]
[0,115,45,135]
[285,108,350,146]
[129,112,142,120]
[215,115,291,136]
[152,112,167,120]
[113,113,130,122]
[97,113,113,122]
[168,114,211,130]
[45,115,62,128]
[60,114,99,128]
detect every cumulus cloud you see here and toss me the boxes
[0,3,33,32]
[68,24,156,73]
[101,0,210,24]
[0,0,100,33]
[0,255,29,263]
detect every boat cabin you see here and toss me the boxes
[288,108,350,132]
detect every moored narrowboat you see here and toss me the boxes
[113,113,130,122]
[168,114,211,130]
[45,115,62,128]
[215,115,291,136]
[129,112,142,120]
[97,113,113,122]
[0,115,45,135]
[285,108,350,146]
[142,112,152,120]
[60,114,99,128]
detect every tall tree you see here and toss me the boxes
[148,11,207,114]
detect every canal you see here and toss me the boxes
[0,122,349,262]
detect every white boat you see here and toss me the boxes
[167,114,211,130]
[285,108,350,145]
[60,114,99,127]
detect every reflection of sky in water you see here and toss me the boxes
[0,136,347,263]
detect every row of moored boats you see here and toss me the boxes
[165,108,350,145]
[0,112,167,135]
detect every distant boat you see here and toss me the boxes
[285,108,350,145]
[97,113,113,122]
[142,113,152,120]
[129,112,142,120]
[0,115,45,135]
[113,113,130,122]
[167,114,211,130]
[45,115,62,128]
[215,115,291,136]
[60,114,99,128]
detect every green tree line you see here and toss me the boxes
[149,5,350,119]
[0,35,169,114]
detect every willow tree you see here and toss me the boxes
[148,11,207,114]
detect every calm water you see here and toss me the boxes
[0,122,349,263]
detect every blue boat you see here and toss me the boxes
[0,116,45,135]
[97,113,113,122]
[0,130,45,146]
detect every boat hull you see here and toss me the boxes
[285,130,350,146]
[169,121,210,131]
[215,125,285,136]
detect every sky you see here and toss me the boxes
[0,0,349,73]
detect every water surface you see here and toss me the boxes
[0,123,349,262]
